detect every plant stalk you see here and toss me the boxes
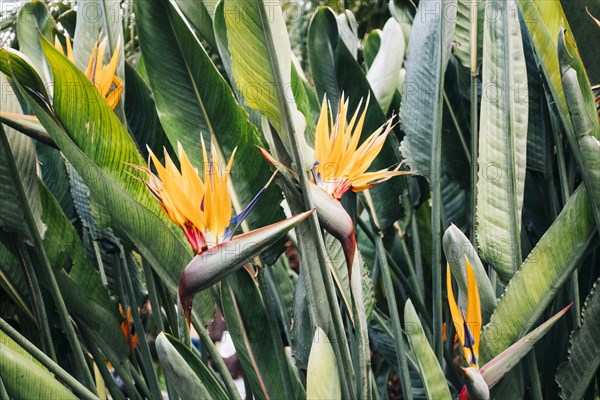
[257,268,296,399]
[119,250,162,400]
[372,232,413,400]
[470,0,479,244]
[142,258,164,333]
[191,317,242,400]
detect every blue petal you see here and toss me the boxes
[223,171,277,242]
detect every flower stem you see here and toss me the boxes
[119,249,162,399]
[257,268,297,399]
[191,316,242,400]
[366,204,413,400]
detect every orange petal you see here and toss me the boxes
[465,258,482,361]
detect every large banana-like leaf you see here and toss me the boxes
[306,326,341,400]
[558,29,600,230]
[556,278,600,400]
[223,0,311,164]
[15,1,54,87]
[174,0,216,49]
[366,18,405,114]
[155,332,228,400]
[0,342,77,399]
[404,300,451,400]
[398,0,456,361]
[399,0,456,180]
[452,0,484,68]
[308,6,407,230]
[517,0,576,128]
[518,0,600,232]
[135,0,284,231]
[221,268,305,400]
[1,45,215,322]
[0,73,45,241]
[475,0,528,282]
[521,17,549,177]
[123,63,169,159]
[480,186,597,363]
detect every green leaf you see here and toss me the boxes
[306,326,341,400]
[517,0,600,228]
[349,253,373,399]
[366,18,405,114]
[399,0,457,181]
[173,0,216,49]
[291,58,320,146]
[556,279,600,400]
[452,0,484,68]
[221,268,305,400]
[336,10,359,60]
[0,234,32,318]
[558,29,600,230]
[363,30,381,69]
[404,300,451,400]
[0,73,45,241]
[155,332,228,400]
[308,6,406,230]
[324,232,353,323]
[72,0,125,121]
[480,185,597,363]
[135,0,284,231]
[123,62,169,158]
[224,0,312,163]
[6,41,215,322]
[443,224,496,324]
[38,182,129,359]
[15,1,54,86]
[0,342,77,400]
[475,0,528,282]
[481,305,571,389]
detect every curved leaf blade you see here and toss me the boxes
[404,300,451,400]
[480,186,597,363]
[0,343,77,400]
[155,332,227,400]
[556,279,600,400]
[475,0,528,282]
[481,304,571,389]
[224,0,311,162]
